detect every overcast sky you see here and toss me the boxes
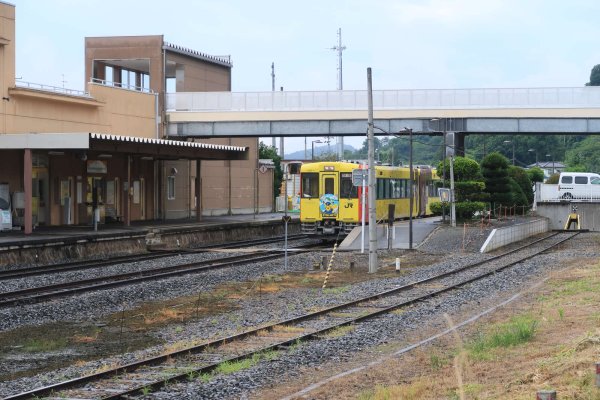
[9,0,600,154]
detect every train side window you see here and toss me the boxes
[574,176,588,184]
[377,178,384,199]
[301,173,319,198]
[561,176,572,184]
[592,178,600,185]
[324,177,335,195]
[340,173,357,198]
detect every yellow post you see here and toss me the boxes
[322,243,338,289]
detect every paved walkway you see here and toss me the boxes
[339,217,441,250]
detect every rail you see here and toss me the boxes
[15,81,91,97]
[166,86,600,112]
[3,231,576,400]
[90,78,154,93]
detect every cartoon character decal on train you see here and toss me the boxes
[319,193,339,216]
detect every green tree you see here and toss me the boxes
[526,167,544,183]
[586,64,600,86]
[259,141,282,200]
[433,156,487,219]
[565,136,600,173]
[481,152,513,210]
[509,166,534,206]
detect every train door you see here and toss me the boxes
[417,169,432,217]
[319,173,339,218]
[86,177,105,224]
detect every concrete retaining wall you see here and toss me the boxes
[534,202,600,231]
[480,218,549,253]
[0,221,300,267]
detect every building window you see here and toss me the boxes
[167,176,175,200]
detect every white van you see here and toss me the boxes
[557,172,600,200]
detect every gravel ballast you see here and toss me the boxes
[0,224,597,399]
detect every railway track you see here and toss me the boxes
[0,234,309,281]
[0,239,316,309]
[4,231,578,400]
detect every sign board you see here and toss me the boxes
[87,160,107,174]
[352,169,369,186]
[438,188,452,202]
[259,165,268,174]
[0,209,11,231]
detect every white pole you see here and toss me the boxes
[367,68,377,273]
[450,156,456,227]
[361,166,366,253]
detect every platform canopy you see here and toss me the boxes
[0,132,248,160]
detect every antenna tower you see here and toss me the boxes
[330,28,346,158]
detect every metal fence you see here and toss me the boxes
[167,87,600,112]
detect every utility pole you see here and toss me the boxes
[331,28,346,160]
[367,68,377,273]
[271,62,276,149]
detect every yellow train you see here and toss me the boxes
[300,161,439,235]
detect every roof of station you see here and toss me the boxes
[0,133,248,160]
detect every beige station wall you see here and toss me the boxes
[88,84,157,137]
[0,3,15,103]
[1,85,156,137]
[200,137,261,216]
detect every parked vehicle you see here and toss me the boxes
[557,172,600,200]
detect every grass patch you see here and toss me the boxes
[211,350,280,377]
[322,285,350,295]
[358,381,429,400]
[22,337,68,352]
[467,314,538,360]
[322,325,355,338]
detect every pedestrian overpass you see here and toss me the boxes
[165,87,600,154]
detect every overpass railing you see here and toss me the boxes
[167,87,600,112]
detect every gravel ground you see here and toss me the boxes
[0,221,596,399]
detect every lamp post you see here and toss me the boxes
[311,140,322,160]
[528,148,537,165]
[503,140,515,165]
[431,118,446,222]
[407,128,414,249]
[546,154,555,176]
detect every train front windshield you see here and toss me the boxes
[301,173,319,198]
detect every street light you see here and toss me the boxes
[503,140,515,165]
[311,140,323,160]
[546,154,555,176]
[430,118,446,222]
[528,148,537,165]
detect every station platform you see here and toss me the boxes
[339,217,441,250]
[0,213,438,267]
[0,213,297,250]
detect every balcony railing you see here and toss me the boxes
[15,81,90,97]
[167,87,600,112]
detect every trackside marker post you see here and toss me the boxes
[395,258,400,272]
[536,390,556,400]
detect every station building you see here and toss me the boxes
[0,1,274,234]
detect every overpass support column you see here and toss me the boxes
[446,132,465,157]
